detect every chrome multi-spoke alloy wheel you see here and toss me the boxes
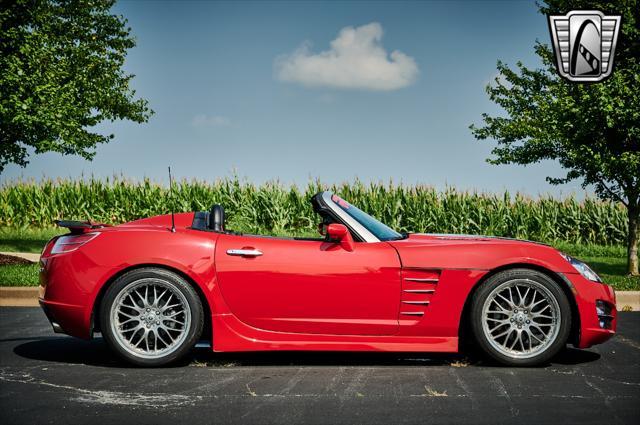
[481,279,561,359]
[101,268,203,366]
[110,278,191,359]
[471,269,570,366]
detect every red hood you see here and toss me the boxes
[388,233,570,272]
[399,233,549,246]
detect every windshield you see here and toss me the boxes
[330,194,403,241]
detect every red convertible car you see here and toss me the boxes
[39,191,616,366]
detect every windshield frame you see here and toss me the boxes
[320,192,404,242]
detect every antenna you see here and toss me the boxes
[168,166,176,233]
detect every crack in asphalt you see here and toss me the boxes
[0,371,203,408]
[1,368,636,407]
[486,372,519,418]
[615,335,640,350]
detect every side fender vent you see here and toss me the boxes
[399,269,441,320]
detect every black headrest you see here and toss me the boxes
[209,205,225,232]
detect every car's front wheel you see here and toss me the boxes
[100,267,204,367]
[470,268,571,366]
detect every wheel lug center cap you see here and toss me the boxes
[514,312,526,324]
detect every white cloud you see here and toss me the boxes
[191,114,231,127]
[275,22,418,91]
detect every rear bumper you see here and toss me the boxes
[39,299,67,334]
[38,254,95,339]
[38,297,89,338]
[563,272,616,348]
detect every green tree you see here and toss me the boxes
[471,0,640,275]
[0,0,152,172]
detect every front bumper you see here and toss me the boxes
[563,272,617,348]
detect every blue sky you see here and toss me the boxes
[1,0,588,196]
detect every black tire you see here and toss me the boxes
[470,268,571,366]
[100,267,204,367]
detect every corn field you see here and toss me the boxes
[0,177,628,245]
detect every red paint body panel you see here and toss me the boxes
[211,312,458,352]
[388,234,576,273]
[396,269,487,337]
[214,234,400,335]
[40,213,219,338]
[39,213,616,354]
[564,272,617,347]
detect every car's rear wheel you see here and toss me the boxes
[100,268,203,367]
[470,268,571,366]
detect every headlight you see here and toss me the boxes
[559,252,602,282]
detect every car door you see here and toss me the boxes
[214,233,401,335]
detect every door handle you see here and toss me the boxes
[226,249,263,257]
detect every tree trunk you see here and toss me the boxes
[628,204,639,276]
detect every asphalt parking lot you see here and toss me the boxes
[0,308,638,425]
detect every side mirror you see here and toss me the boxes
[326,223,355,252]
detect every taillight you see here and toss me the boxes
[42,237,58,256]
[50,233,99,254]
